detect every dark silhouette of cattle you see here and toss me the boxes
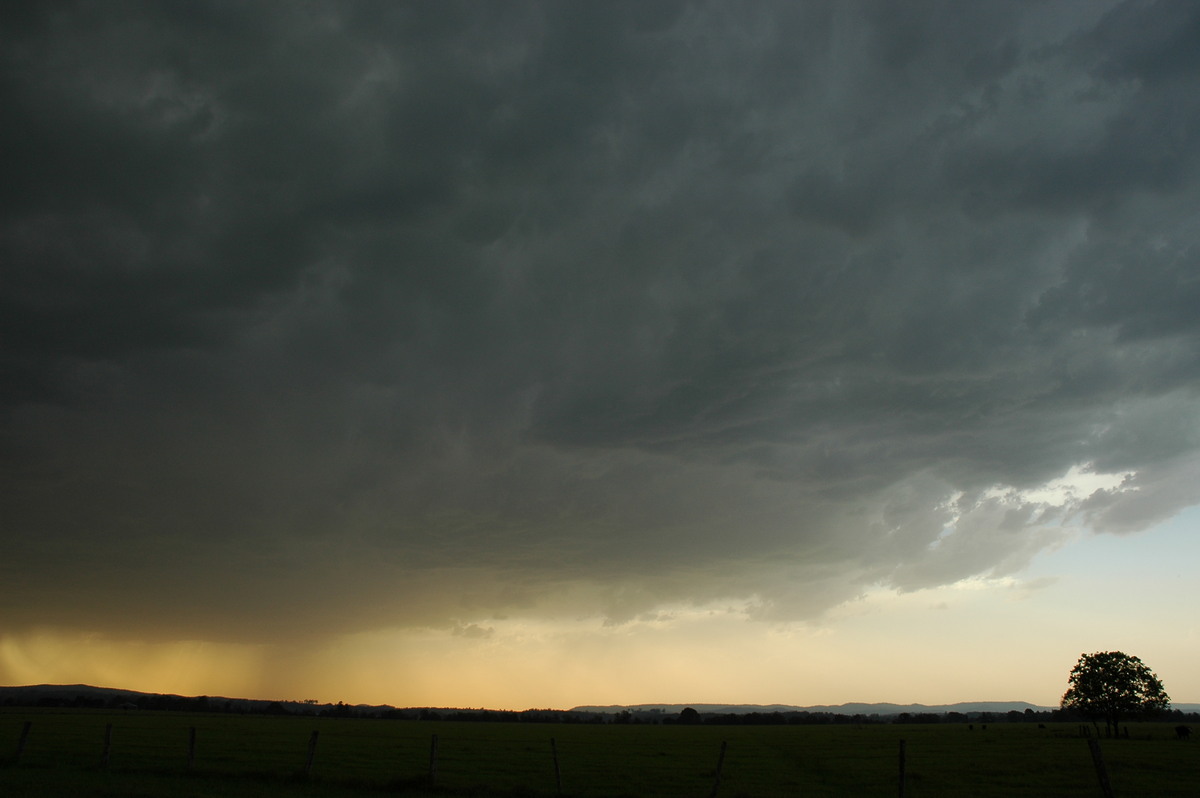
[1176,725,1192,740]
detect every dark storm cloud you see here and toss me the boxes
[4,1,1199,642]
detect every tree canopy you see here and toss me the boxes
[1060,651,1169,737]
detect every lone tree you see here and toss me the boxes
[1061,651,1170,738]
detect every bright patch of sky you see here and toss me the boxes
[984,464,1134,507]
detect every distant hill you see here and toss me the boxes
[0,684,561,717]
[570,701,1059,716]
[571,701,1200,715]
[0,684,375,715]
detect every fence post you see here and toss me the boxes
[708,740,727,798]
[898,739,906,798]
[429,734,439,785]
[187,726,197,769]
[1087,738,1115,798]
[14,721,32,762]
[551,737,562,796]
[101,723,114,769]
[304,730,319,776]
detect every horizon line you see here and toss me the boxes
[6,684,1199,712]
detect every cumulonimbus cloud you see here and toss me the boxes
[2,1,1198,645]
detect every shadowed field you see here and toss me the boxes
[2,709,1197,796]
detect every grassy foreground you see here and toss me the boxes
[1,709,1197,797]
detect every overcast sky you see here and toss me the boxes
[3,1,1198,709]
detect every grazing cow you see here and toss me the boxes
[1176,725,1192,741]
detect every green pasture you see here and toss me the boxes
[1,709,1196,797]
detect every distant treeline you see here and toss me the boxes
[641,708,1198,726]
[7,692,1197,727]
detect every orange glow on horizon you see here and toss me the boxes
[0,630,267,700]
[4,555,1197,712]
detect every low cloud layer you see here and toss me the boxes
[4,1,1199,646]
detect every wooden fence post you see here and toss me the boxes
[304,730,319,776]
[708,740,727,798]
[187,726,197,769]
[1087,738,1115,798]
[14,721,32,762]
[898,739,907,798]
[429,734,439,785]
[101,723,113,769]
[551,737,562,796]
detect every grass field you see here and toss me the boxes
[2,709,1197,797]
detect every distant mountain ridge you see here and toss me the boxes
[0,684,408,715]
[4,685,1198,715]
[574,699,1200,715]
[570,701,1059,715]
